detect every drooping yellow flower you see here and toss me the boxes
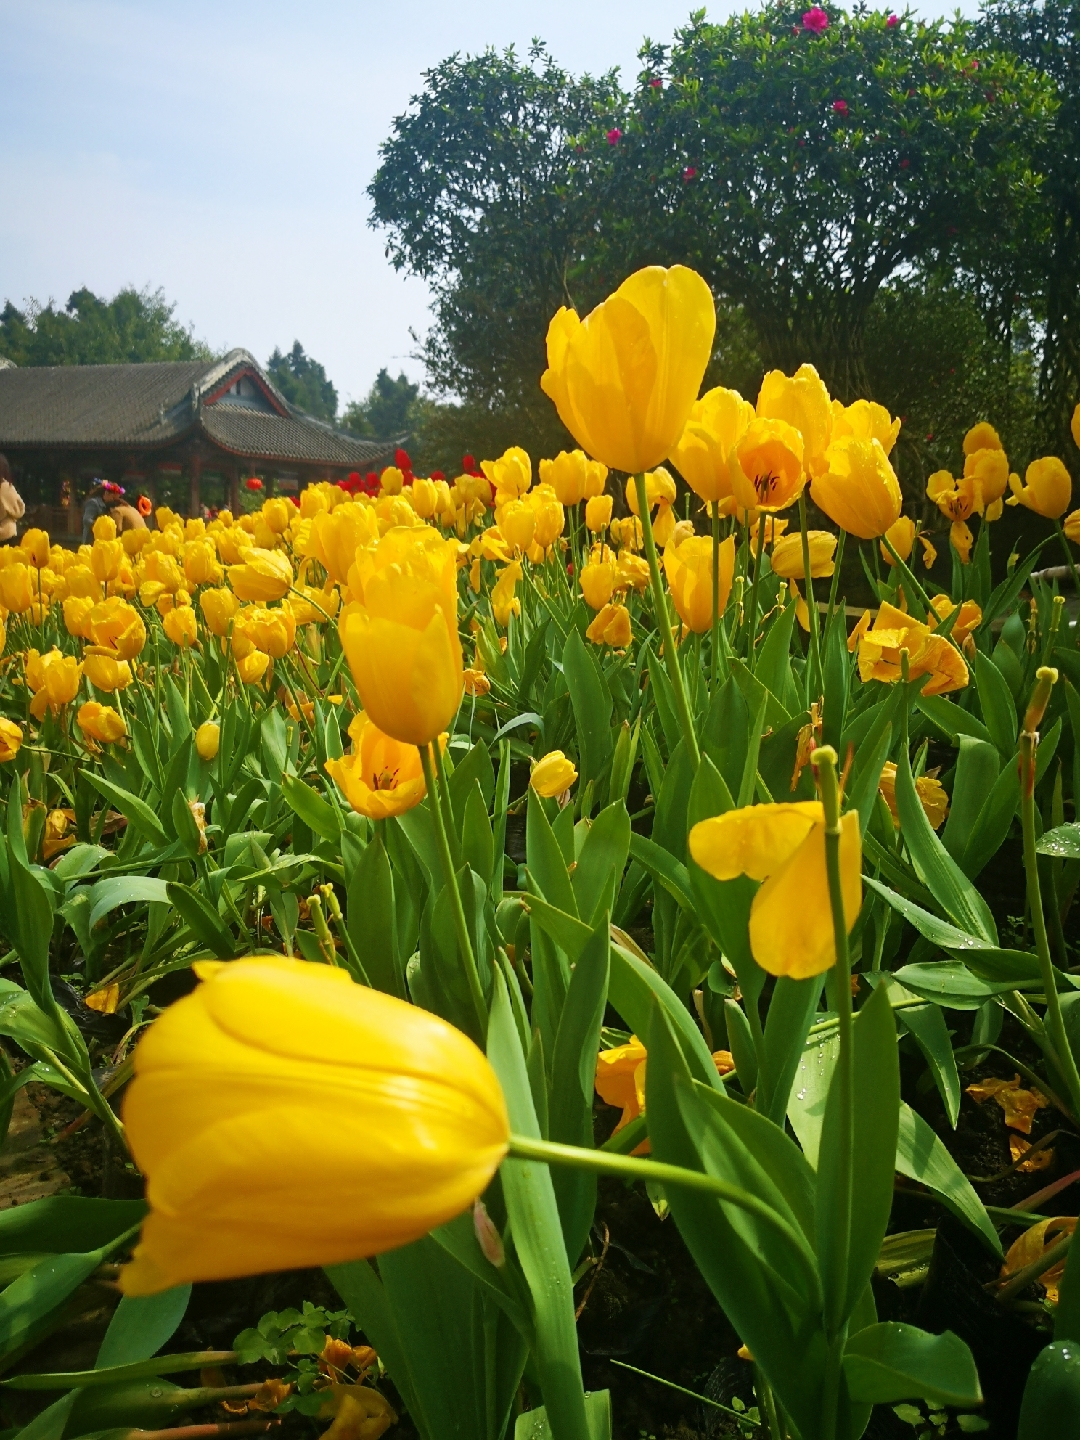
[83,650,133,692]
[464,668,490,697]
[585,495,613,533]
[530,750,578,798]
[579,552,617,611]
[119,957,510,1293]
[490,560,523,628]
[756,364,833,478]
[289,582,339,626]
[89,597,146,659]
[1007,457,1073,520]
[0,564,34,614]
[339,528,462,747]
[625,467,677,517]
[325,713,436,821]
[878,762,948,830]
[689,800,861,978]
[729,417,805,513]
[769,530,836,580]
[196,721,220,761]
[830,398,900,456]
[229,548,294,602]
[482,447,532,506]
[77,701,127,745]
[0,718,23,763]
[614,550,649,592]
[42,808,74,861]
[540,265,716,475]
[856,602,969,696]
[668,386,753,504]
[585,601,632,648]
[25,648,83,719]
[950,520,974,564]
[929,594,982,647]
[663,534,736,633]
[881,516,915,566]
[918,534,938,569]
[595,1036,649,1137]
[811,436,902,540]
[200,587,240,638]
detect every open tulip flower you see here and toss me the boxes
[120,958,509,1293]
[856,602,969,695]
[669,385,753,504]
[1007,456,1073,519]
[729,416,806,513]
[541,264,716,475]
[689,799,861,978]
[769,530,836,580]
[25,648,83,719]
[77,700,127,745]
[586,600,633,647]
[811,435,902,539]
[326,712,439,820]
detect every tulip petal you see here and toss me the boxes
[748,811,862,978]
[688,801,823,882]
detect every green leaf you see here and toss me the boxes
[515,1390,611,1440]
[974,650,1018,759]
[86,877,171,930]
[896,1103,1000,1254]
[916,695,993,747]
[843,1323,982,1407]
[525,894,593,961]
[758,976,825,1128]
[893,960,1023,1008]
[526,789,577,916]
[562,629,613,791]
[84,774,167,847]
[166,882,236,959]
[1037,823,1080,859]
[95,1287,191,1369]
[942,737,1001,864]
[8,1393,77,1440]
[0,1197,145,1257]
[627,834,695,913]
[487,972,591,1440]
[347,834,402,997]
[890,982,961,1127]
[1018,1342,1080,1440]
[280,774,340,843]
[0,1233,135,1365]
[960,761,1019,879]
[609,931,721,1090]
[894,736,996,943]
[816,982,899,1330]
[571,803,630,925]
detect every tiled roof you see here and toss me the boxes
[0,351,396,468]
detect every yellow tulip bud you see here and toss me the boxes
[83,651,133,693]
[0,718,23,763]
[530,750,578,798]
[811,437,901,540]
[0,565,34,614]
[163,605,198,648]
[585,494,613,533]
[118,957,510,1293]
[200,587,240,638]
[770,531,836,581]
[663,534,736,633]
[195,721,220,761]
[881,516,916,566]
[77,701,127,745]
[20,528,51,568]
[262,497,293,534]
[541,265,716,475]
[538,450,590,506]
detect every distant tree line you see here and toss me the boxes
[368,0,1080,486]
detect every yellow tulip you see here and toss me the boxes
[585,601,633,648]
[464,668,491,697]
[756,364,833,477]
[531,750,578,798]
[1007,457,1073,520]
[856,603,968,696]
[669,386,753,504]
[236,650,271,685]
[625,467,677,518]
[0,718,23,763]
[0,565,34,614]
[20,529,50,568]
[729,417,805,513]
[183,540,223,588]
[878,762,948,830]
[236,604,295,660]
[689,800,861,979]
[119,957,510,1293]
[91,537,124,583]
[64,563,102,601]
[1063,510,1080,545]
[339,528,462,747]
[325,713,435,821]
[290,582,340,626]
[929,594,982,647]
[490,561,522,628]
[63,595,95,639]
[25,648,83,719]
[83,651,133,692]
[1072,403,1080,452]
[196,721,220,761]
[213,526,254,566]
[163,605,198,648]
[262,498,292,535]
[927,471,979,522]
[540,265,716,475]
[881,516,915,566]
[963,447,1010,508]
[950,520,974,565]
[585,495,614,533]
[663,534,736,633]
[498,500,536,555]
[482,447,532,506]
[770,531,836,580]
[94,514,118,542]
[307,505,380,587]
[529,485,565,548]
[579,552,617,611]
[614,551,649,593]
[609,516,644,551]
[409,477,439,519]
[200,587,240,637]
[811,436,901,540]
[229,548,294,602]
[77,701,127,744]
[829,398,900,456]
[89,597,146,659]
[963,422,1002,455]
[537,450,607,507]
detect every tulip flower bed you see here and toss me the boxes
[1,266,1080,1440]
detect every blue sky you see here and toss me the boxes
[0,0,976,411]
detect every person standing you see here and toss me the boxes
[0,455,25,546]
[106,487,146,533]
[81,481,108,543]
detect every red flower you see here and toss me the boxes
[430,470,445,481]
[649,77,662,89]
[137,495,152,517]
[606,128,622,145]
[682,166,697,181]
[394,447,412,471]
[245,477,263,492]
[899,158,910,169]
[802,7,829,32]
[886,12,899,25]
[832,99,848,116]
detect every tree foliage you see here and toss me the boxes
[341,368,419,438]
[0,287,211,367]
[266,342,338,422]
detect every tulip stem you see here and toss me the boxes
[814,746,853,1440]
[633,473,700,768]
[798,493,823,705]
[711,502,721,692]
[1019,728,1080,1119]
[420,743,488,1039]
[432,736,464,870]
[745,522,764,671]
[1051,520,1080,647]
[506,1134,819,1296]
[826,530,845,627]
